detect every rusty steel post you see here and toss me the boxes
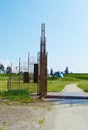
[34,64,38,83]
[39,23,47,97]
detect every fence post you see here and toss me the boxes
[9,63,12,91]
[19,58,21,90]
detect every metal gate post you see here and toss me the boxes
[39,23,47,97]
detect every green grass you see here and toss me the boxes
[47,77,83,92]
[0,127,4,130]
[0,73,38,93]
[38,118,45,125]
[0,73,88,102]
[64,74,88,93]
[0,74,9,91]
[78,82,88,92]
[65,73,88,80]
[0,89,30,101]
[0,81,8,91]
[0,89,34,105]
[0,74,38,103]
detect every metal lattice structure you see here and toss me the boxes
[39,23,47,97]
[7,23,47,98]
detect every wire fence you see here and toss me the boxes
[7,55,39,94]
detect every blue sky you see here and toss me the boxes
[0,0,88,73]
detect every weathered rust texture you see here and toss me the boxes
[39,23,47,97]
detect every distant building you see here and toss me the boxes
[50,68,54,76]
[64,67,69,74]
[6,66,12,74]
[0,63,5,74]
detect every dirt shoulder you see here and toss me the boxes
[0,101,53,130]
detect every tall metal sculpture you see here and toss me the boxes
[39,23,47,97]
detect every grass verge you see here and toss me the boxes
[78,83,88,92]
[47,77,82,92]
[0,89,35,104]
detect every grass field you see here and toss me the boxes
[47,75,87,92]
[78,83,88,92]
[0,73,88,92]
[0,73,88,101]
[65,73,88,80]
[0,74,38,102]
[64,73,88,92]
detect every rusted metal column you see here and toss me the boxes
[19,58,21,89]
[39,23,47,97]
[34,64,38,83]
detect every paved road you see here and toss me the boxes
[44,103,88,130]
[47,83,88,97]
[43,84,88,130]
[58,83,88,97]
[60,83,83,92]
